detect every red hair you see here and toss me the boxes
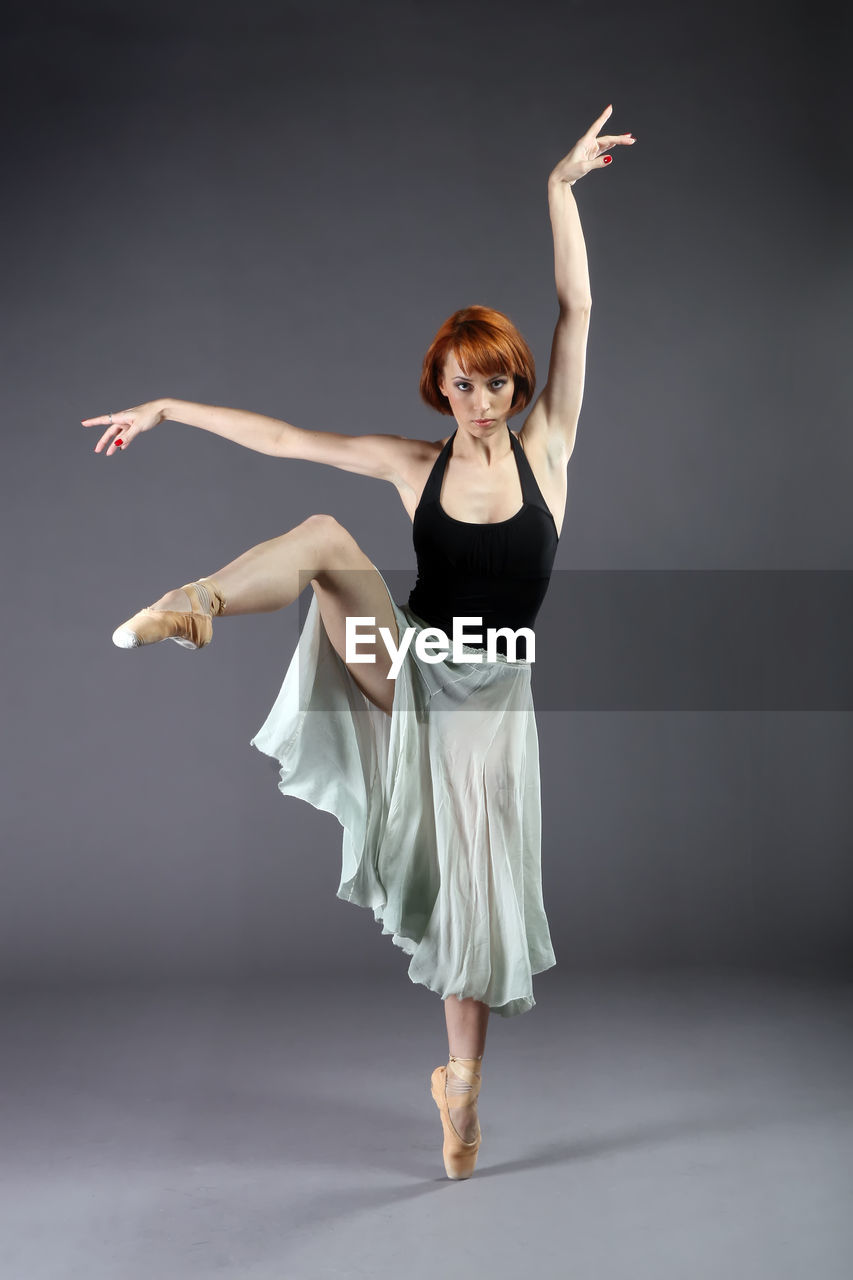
[419,305,536,417]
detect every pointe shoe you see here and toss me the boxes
[112,577,226,650]
[430,1055,483,1180]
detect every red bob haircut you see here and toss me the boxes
[419,305,536,417]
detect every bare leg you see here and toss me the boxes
[443,994,489,1141]
[144,513,400,714]
[150,515,332,615]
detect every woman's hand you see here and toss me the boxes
[549,104,635,188]
[82,399,165,456]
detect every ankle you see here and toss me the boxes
[445,1055,482,1105]
[448,1053,482,1072]
[195,576,227,616]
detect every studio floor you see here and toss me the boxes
[2,969,851,1280]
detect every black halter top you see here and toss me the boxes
[406,424,560,657]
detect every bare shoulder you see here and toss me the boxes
[386,432,447,492]
[515,405,571,539]
[278,426,442,487]
[515,398,574,473]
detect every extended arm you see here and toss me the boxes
[159,399,433,483]
[521,105,635,463]
[535,182,593,461]
[549,179,592,311]
[83,395,430,487]
[159,397,290,456]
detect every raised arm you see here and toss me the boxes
[82,396,430,487]
[520,105,635,464]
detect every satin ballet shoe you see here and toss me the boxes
[112,577,227,650]
[430,1055,483,1180]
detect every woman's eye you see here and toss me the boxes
[454,380,506,391]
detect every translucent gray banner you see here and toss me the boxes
[290,569,853,712]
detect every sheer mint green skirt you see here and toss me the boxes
[249,571,556,1018]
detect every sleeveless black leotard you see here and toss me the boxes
[406,424,560,658]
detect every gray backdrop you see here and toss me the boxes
[1,0,850,985]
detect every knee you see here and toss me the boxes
[302,512,344,535]
[300,513,356,564]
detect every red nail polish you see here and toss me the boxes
[603,156,612,164]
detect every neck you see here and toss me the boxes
[453,420,512,465]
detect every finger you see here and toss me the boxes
[587,103,613,136]
[595,133,635,150]
[94,425,124,454]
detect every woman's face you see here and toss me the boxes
[438,351,515,431]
